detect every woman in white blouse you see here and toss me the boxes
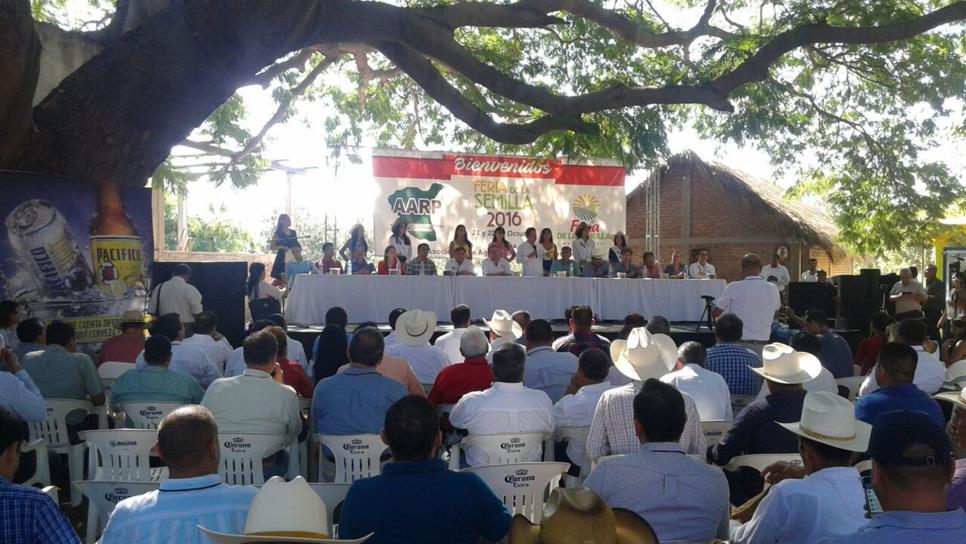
[247,262,283,301]
[389,220,412,264]
[572,221,594,273]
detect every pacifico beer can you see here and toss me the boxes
[5,199,94,296]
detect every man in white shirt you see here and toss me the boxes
[136,314,222,387]
[449,343,554,467]
[148,264,203,335]
[201,330,301,462]
[730,391,870,544]
[481,244,512,276]
[661,341,732,421]
[889,267,928,319]
[433,305,472,364]
[516,227,543,277]
[443,246,475,276]
[182,311,233,372]
[712,253,781,354]
[688,249,716,279]
[553,347,612,472]
[385,310,450,385]
[801,258,819,282]
[859,317,945,396]
[761,254,791,293]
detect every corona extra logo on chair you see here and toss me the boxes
[104,487,131,503]
[504,469,537,488]
[500,437,526,453]
[343,438,371,453]
[225,437,252,452]
[138,406,162,417]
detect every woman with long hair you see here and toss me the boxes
[572,221,594,273]
[269,214,299,283]
[389,220,412,264]
[247,262,283,321]
[377,246,405,275]
[339,224,368,261]
[312,324,350,382]
[489,226,516,262]
[538,228,557,276]
[664,251,687,278]
[609,232,628,264]
[449,224,473,258]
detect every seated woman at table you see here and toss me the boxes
[641,251,662,278]
[538,228,557,276]
[377,245,405,275]
[664,251,686,278]
[611,248,641,278]
[550,246,579,277]
[350,245,375,275]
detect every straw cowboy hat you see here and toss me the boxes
[201,477,372,543]
[777,391,872,452]
[119,310,145,326]
[395,309,437,347]
[935,384,966,409]
[610,328,675,382]
[510,488,658,544]
[483,309,523,340]
[750,343,822,385]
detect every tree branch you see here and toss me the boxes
[0,0,41,165]
[250,47,318,87]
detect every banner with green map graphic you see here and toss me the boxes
[373,149,626,260]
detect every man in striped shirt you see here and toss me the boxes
[99,406,256,544]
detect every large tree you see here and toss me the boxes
[2,0,965,256]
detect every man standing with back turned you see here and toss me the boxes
[712,253,781,356]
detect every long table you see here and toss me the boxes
[285,275,726,324]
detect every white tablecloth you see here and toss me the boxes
[594,278,726,321]
[285,275,453,325]
[451,276,597,321]
[285,275,726,324]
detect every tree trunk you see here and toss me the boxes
[0,0,41,165]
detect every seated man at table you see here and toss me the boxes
[481,244,512,276]
[406,243,437,276]
[443,246,475,276]
[610,248,641,278]
[550,246,579,277]
[581,254,610,278]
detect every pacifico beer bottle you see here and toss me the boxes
[89,182,145,296]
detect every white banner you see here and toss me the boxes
[372,149,626,259]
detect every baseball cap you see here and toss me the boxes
[868,410,951,467]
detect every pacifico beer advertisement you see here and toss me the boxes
[372,150,627,258]
[0,172,152,350]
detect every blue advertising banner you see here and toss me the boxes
[0,172,153,350]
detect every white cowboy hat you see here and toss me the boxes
[934,384,966,409]
[750,343,822,385]
[395,309,437,347]
[483,309,522,340]
[650,333,679,371]
[943,360,966,390]
[777,391,872,452]
[610,328,674,382]
[200,476,372,543]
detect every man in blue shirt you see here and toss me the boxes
[707,313,763,397]
[112,335,204,411]
[284,244,313,287]
[804,308,854,378]
[339,395,511,543]
[100,405,256,544]
[312,327,407,435]
[823,410,966,544]
[0,408,79,544]
[523,319,578,402]
[855,342,944,427]
[12,318,45,362]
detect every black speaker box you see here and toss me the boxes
[859,269,881,302]
[836,276,870,304]
[842,301,878,333]
[788,282,833,317]
[150,261,248,347]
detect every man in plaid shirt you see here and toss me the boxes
[0,408,79,543]
[406,243,438,276]
[707,314,763,397]
[554,305,610,356]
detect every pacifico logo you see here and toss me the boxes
[109,440,137,447]
[571,194,600,222]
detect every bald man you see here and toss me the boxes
[712,253,781,355]
[99,406,257,544]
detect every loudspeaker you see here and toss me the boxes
[788,282,832,317]
[836,276,870,304]
[842,301,878,333]
[859,269,881,302]
[150,261,248,347]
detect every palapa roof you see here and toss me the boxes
[628,151,840,253]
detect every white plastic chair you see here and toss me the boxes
[79,429,164,482]
[853,364,862,377]
[298,397,312,478]
[724,453,803,490]
[701,420,734,444]
[463,462,570,523]
[30,398,93,506]
[551,426,590,485]
[308,483,352,536]
[20,438,52,487]
[41,485,59,503]
[448,432,546,470]
[98,362,135,427]
[836,376,866,401]
[217,433,290,485]
[73,481,159,544]
[588,453,625,474]
[315,434,389,483]
[120,401,183,429]
[731,395,756,415]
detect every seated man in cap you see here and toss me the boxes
[580,253,610,278]
[0,408,79,543]
[707,343,816,504]
[136,313,222,387]
[111,335,204,411]
[859,318,945,396]
[730,391,870,544]
[823,410,966,543]
[449,343,554,467]
[385,310,450,385]
[98,312,146,365]
[100,406,257,544]
[855,342,944,427]
[339,395,511,544]
[586,379,729,543]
